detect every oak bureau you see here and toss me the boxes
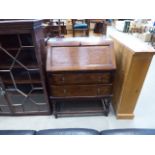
[46,38,116,118]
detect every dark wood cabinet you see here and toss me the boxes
[0,20,50,115]
[46,38,116,118]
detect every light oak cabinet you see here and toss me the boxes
[110,31,155,119]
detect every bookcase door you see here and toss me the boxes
[0,33,49,115]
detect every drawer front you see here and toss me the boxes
[50,84,112,97]
[49,72,112,85]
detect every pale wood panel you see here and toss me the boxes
[119,53,153,113]
[112,39,133,111]
[111,33,155,119]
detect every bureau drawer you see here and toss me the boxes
[49,72,112,85]
[50,84,112,97]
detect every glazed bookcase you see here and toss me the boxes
[0,20,50,115]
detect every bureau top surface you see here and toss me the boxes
[46,44,116,72]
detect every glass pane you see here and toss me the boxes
[8,90,25,105]
[30,90,46,103]
[20,34,33,46]
[0,94,7,105]
[0,71,12,85]
[7,90,24,113]
[0,81,11,113]
[11,67,33,91]
[37,104,49,112]
[17,48,38,68]
[29,70,41,83]
[0,34,20,48]
[7,84,47,113]
[23,99,38,112]
[0,49,17,69]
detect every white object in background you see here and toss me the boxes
[132,32,151,42]
[115,21,125,32]
[139,32,152,42]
